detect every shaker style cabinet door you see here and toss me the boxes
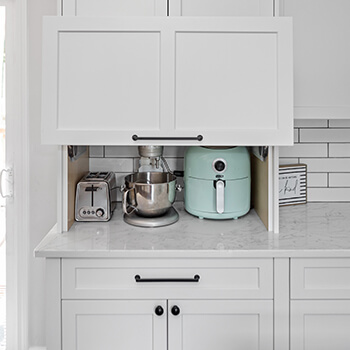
[169,0,273,16]
[279,0,350,119]
[41,17,293,146]
[62,300,167,350]
[168,300,273,350]
[291,301,350,350]
[62,0,166,16]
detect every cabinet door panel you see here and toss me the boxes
[280,0,350,119]
[63,0,166,16]
[291,258,350,299]
[170,0,273,16]
[62,300,166,350]
[168,300,273,350]
[291,301,350,350]
[42,17,292,145]
[57,31,161,131]
[62,258,273,300]
[175,32,278,131]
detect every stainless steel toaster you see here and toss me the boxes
[75,172,117,222]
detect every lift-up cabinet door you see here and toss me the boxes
[42,17,293,146]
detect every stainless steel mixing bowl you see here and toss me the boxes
[122,172,178,217]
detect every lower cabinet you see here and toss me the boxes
[168,300,273,350]
[290,258,350,350]
[47,257,350,350]
[62,299,273,350]
[291,301,350,350]
[62,300,167,350]
[51,258,275,350]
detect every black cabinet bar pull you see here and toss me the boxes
[134,274,200,283]
[132,135,203,142]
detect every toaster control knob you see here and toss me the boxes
[96,208,105,217]
[214,160,226,172]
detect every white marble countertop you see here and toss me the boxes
[35,202,350,258]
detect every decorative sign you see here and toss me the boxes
[279,164,307,206]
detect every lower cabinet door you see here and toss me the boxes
[62,300,167,350]
[168,300,273,350]
[291,300,350,350]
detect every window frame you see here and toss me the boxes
[0,0,29,349]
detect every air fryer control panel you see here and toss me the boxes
[212,158,227,173]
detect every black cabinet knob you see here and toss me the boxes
[155,305,164,316]
[171,305,180,316]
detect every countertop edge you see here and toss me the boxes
[34,249,350,259]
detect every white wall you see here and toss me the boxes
[28,0,57,346]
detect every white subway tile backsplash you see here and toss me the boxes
[329,144,350,158]
[116,190,123,203]
[329,120,350,128]
[87,119,350,204]
[279,143,327,158]
[104,146,187,158]
[279,158,299,165]
[105,146,139,157]
[113,172,130,187]
[300,128,350,143]
[307,188,350,202]
[89,146,104,158]
[294,129,299,143]
[300,158,350,172]
[163,146,187,157]
[329,173,350,188]
[281,119,350,201]
[307,173,328,188]
[89,158,133,173]
[294,119,328,128]
[163,158,184,172]
[132,157,184,173]
[133,158,139,172]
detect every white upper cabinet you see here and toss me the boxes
[62,0,167,16]
[62,0,273,17]
[280,0,350,119]
[41,16,293,146]
[170,0,273,16]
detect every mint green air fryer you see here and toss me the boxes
[184,147,251,219]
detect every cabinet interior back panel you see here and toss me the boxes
[57,31,161,130]
[175,32,278,130]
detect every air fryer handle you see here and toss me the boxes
[216,180,225,214]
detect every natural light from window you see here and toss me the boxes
[0,5,6,350]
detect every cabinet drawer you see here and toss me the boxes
[62,258,273,299]
[291,258,350,299]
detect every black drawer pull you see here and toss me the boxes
[135,274,200,283]
[132,135,203,142]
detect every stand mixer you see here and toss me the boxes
[121,146,180,227]
[138,146,164,172]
